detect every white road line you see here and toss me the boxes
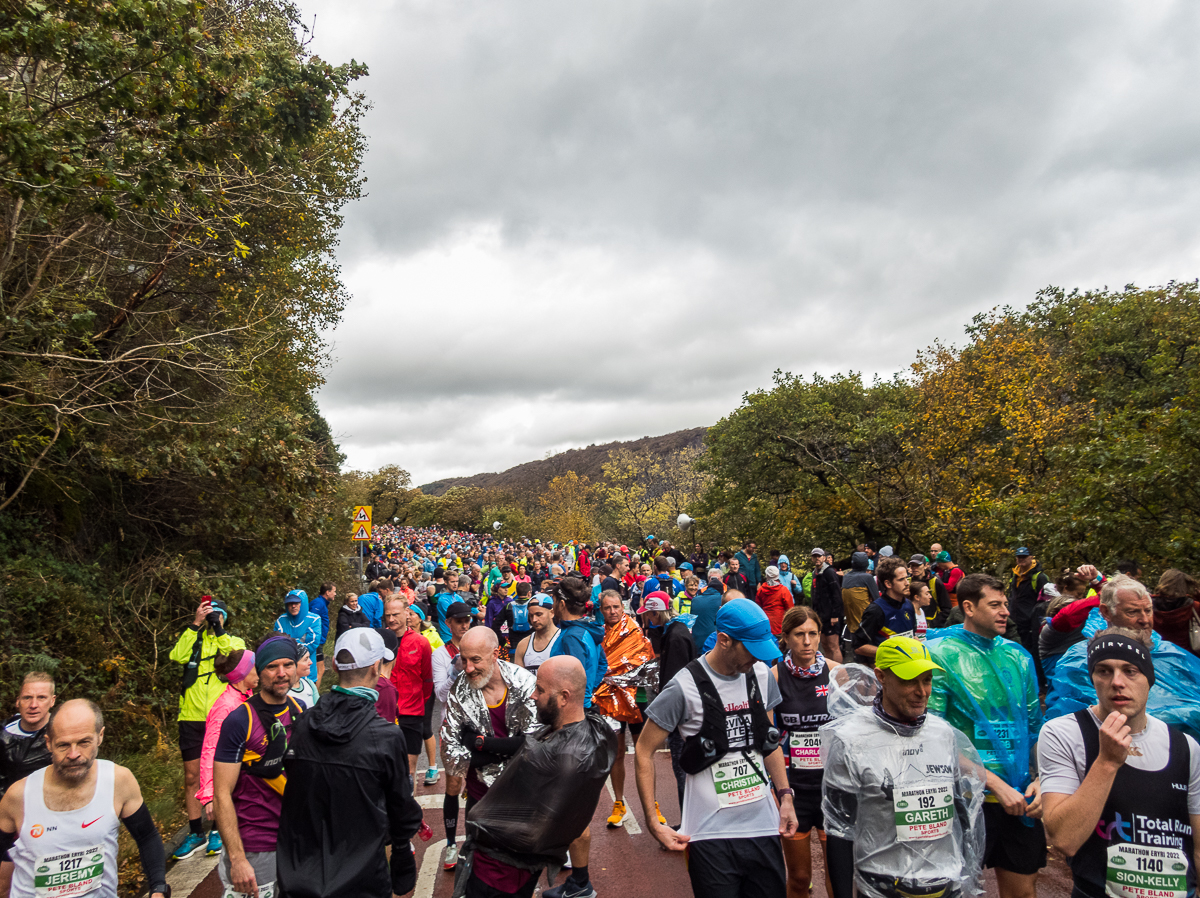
[417,793,444,809]
[413,838,447,898]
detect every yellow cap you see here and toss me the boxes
[875,636,943,680]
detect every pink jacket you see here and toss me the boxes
[196,683,252,805]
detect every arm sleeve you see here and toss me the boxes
[385,733,422,895]
[168,626,201,664]
[826,836,855,898]
[120,804,166,895]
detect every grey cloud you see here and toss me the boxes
[301,0,1200,480]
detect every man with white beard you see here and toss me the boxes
[439,627,539,872]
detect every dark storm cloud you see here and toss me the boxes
[301,0,1200,478]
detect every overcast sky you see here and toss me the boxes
[301,0,1200,483]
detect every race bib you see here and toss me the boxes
[788,731,822,770]
[1106,844,1188,898]
[711,753,769,808]
[34,846,103,898]
[894,782,954,842]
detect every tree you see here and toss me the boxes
[538,472,600,543]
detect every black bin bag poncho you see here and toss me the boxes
[467,711,617,858]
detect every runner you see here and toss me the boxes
[927,573,1046,898]
[821,635,987,898]
[211,634,304,898]
[434,600,479,868]
[773,607,838,898]
[1040,628,1200,898]
[440,627,539,874]
[385,595,434,781]
[852,557,915,662]
[591,590,655,828]
[0,699,169,898]
[0,672,55,801]
[512,594,560,676]
[457,656,616,898]
[809,549,844,663]
[287,647,320,708]
[195,649,258,857]
[168,595,245,860]
[635,599,797,898]
[277,627,423,898]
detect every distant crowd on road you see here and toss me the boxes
[4,525,1200,898]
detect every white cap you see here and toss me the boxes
[811,547,825,556]
[333,627,395,670]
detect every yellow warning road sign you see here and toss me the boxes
[353,505,372,523]
[352,522,372,541]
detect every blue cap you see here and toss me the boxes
[715,599,782,662]
[646,535,656,541]
[1015,546,1031,557]
[284,588,307,608]
[680,562,694,571]
[531,593,555,608]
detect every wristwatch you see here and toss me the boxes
[774,786,795,799]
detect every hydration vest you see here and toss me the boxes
[678,659,776,775]
[511,601,532,636]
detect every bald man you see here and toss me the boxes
[458,656,616,898]
[0,699,169,898]
[439,626,538,872]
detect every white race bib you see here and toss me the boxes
[711,753,769,808]
[893,782,954,842]
[1105,844,1188,898]
[222,884,276,898]
[34,846,104,898]
[788,731,823,770]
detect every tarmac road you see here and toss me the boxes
[181,750,1074,898]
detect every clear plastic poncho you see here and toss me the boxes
[821,665,987,898]
[1044,609,1200,740]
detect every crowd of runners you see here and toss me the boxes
[3,525,1200,898]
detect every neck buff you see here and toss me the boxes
[225,650,256,685]
[873,690,927,731]
[1088,633,1155,688]
[255,634,299,673]
[784,652,826,678]
[332,685,379,702]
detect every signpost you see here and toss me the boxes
[352,506,372,581]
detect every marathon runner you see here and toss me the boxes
[0,672,55,801]
[0,699,169,898]
[168,596,244,860]
[440,627,539,874]
[773,606,838,898]
[821,635,986,898]
[277,627,423,898]
[852,558,916,662]
[513,594,561,675]
[591,590,655,828]
[1040,628,1200,898]
[927,573,1045,898]
[195,649,258,825]
[635,599,797,898]
[211,634,304,897]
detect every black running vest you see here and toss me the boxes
[776,663,833,792]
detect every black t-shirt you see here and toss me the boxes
[599,576,624,597]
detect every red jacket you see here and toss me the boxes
[390,628,433,717]
[755,582,794,636]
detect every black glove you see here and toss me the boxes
[459,722,482,751]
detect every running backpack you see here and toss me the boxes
[678,660,776,775]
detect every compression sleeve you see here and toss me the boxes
[121,804,167,895]
[826,835,855,898]
[0,827,16,861]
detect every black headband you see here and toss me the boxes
[1087,634,1155,689]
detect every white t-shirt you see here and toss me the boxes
[646,656,783,841]
[1039,709,1200,815]
[4,718,38,737]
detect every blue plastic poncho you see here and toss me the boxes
[1044,608,1200,740]
[926,627,1041,797]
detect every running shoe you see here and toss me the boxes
[171,832,206,860]
[424,765,440,786]
[606,800,626,828]
[543,880,597,898]
[443,844,459,871]
[654,801,666,826]
[205,829,222,856]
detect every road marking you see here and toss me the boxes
[417,793,444,809]
[414,838,446,898]
[605,777,642,835]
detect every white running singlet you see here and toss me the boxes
[522,628,562,675]
[10,760,120,898]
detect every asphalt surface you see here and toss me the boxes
[183,750,1075,898]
